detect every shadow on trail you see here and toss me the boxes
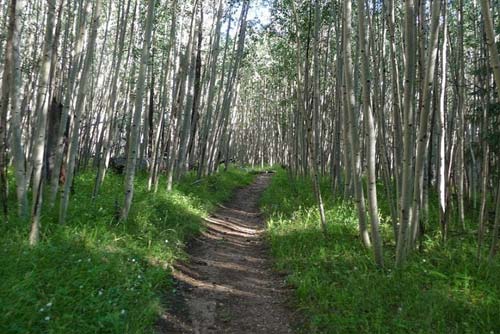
[157,174,294,334]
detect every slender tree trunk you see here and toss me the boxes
[177,1,200,175]
[480,0,500,261]
[456,0,466,230]
[149,0,178,191]
[212,0,249,176]
[386,0,403,207]
[10,0,28,218]
[29,0,58,245]
[197,0,224,179]
[0,0,15,222]
[477,29,489,258]
[48,0,81,205]
[438,1,448,242]
[479,0,500,98]
[311,0,327,235]
[1,0,28,220]
[93,0,132,199]
[186,8,204,168]
[59,0,102,225]
[358,0,383,266]
[121,0,155,221]
[396,0,417,267]
[410,0,441,246]
[344,0,371,248]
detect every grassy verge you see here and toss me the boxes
[0,167,253,333]
[261,169,500,334]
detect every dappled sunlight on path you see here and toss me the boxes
[157,174,294,334]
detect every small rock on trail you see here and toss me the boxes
[157,174,294,334]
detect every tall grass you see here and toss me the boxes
[261,169,500,333]
[0,167,253,333]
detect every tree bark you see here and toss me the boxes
[59,0,102,225]
[29,0,58,245]
[121,0,155,220]
[343,0,371,248]
[358,0,383,266]
[396,0,417,267]
[409,0,441,246]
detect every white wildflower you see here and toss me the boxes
[44,316,50,321]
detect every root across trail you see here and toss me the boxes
[157,173,294,334]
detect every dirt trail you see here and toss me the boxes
[157,173,294,334]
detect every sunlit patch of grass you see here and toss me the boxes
[261,168,500,334]
[0,166,253,333]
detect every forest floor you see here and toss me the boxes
[157,173,295,334]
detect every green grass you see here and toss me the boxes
[0,166,253,333]
[261,169,500,334]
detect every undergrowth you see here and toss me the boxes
[261,168,500,334]
[0,167,253,333]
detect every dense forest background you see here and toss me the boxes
[0,0,499,332]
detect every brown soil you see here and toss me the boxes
[157,173,295,334]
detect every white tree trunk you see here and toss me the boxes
[358,0,383,266]
[29,0,58,245]
[59,0,102,225]
[343,0,371,248]
[395,0,417,267]
[410,0,441,246]
[121,0,155,220]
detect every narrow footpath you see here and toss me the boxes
[157,173,294,334]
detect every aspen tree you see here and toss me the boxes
[121,0,155,221]
[312,0,327,235]
[0,0,13,222]
[10,0,28,219]
[148,0,178,191]
[177,0,201,175]
[396,0,417,267]
[186,6,204,169]
[210,0,249,175]
[166,1,194,190]
[480,0,500,260]
[479,0,500,95]
[198,0,224,179]
[358,0,383,266]
[456,0,466,230]
[409,0,441,246]
[0,0,28,220]
[30,0,59,245]
[49,0,85,205]
[438,0,448,242]
[343,0,371,248]
[59,0,102,225]
[93,0,132,199]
